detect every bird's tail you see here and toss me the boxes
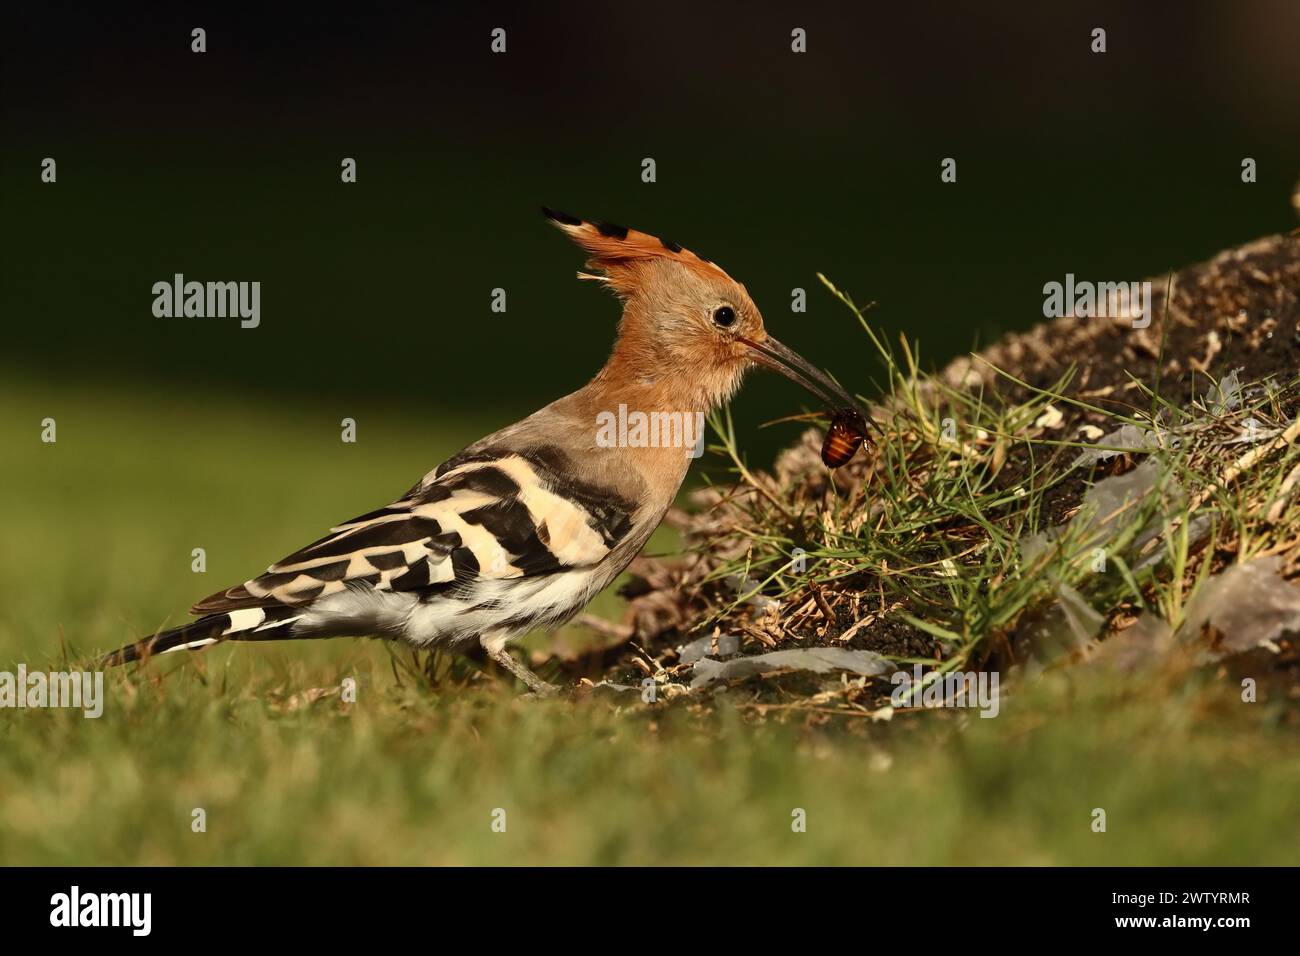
[100,607,299,667]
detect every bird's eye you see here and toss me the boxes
[713,305,737,328]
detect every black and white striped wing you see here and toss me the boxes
[192,452,634,616]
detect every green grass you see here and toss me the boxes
[5,646,1298,865]
[693,276,1300,679]
[3,372,1299,865]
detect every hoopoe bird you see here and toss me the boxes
[101,209,867,694]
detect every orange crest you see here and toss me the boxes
[542,207,735,295]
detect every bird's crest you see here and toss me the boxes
[542,206,735,291]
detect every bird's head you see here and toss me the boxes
[545,207,861,416]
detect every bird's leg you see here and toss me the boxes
[478,632,560,697]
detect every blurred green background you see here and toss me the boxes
[4,1,1298,462]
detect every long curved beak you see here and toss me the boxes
[740,335,879,432]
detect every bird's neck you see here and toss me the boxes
[588,321,718,414]
[549,341,711,504]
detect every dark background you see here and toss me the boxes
[3,0,1298,462]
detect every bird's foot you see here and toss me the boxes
[522,680,563,700]
[481,640,563,698]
